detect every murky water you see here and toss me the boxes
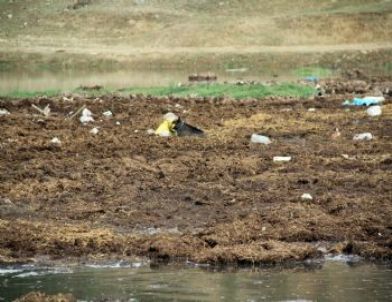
[0,69,302,94]
[1,259,391,301]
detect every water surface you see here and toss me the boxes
[0,69,302,94]
[1,260,391,301]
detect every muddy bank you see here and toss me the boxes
[0,78,391,265]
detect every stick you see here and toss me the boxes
[31,104,50,117]
[68,104,86,120]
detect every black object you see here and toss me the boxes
[174,119,204,137]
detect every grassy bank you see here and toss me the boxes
[1,83,315,99]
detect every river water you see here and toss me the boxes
[1,258,391,301]
[0,69,303,94]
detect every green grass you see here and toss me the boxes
[0,83,315,99]
[3,89,62,98]
[118,83,315,99]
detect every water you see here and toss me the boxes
[1,260,391,301]
[0,69,301,94]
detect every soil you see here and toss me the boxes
[0,78,391,266]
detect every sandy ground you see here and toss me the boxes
[0,78,391,265]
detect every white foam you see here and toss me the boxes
[14,271,39,278]
[0,268,23,275]
[85,261,144,269]
[326,254,361,262]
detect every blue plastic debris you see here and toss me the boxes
[304,76,319,83]
[342,96,385,106]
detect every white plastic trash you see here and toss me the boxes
[80,108,94,123]
[116,121,121,125]
[251,134,272,145]
[366,106,382,117]
[50,137,61,145]
[353,133,373,141]
[90,127,99,135]
[0,109,10,116]
[301,193,313,201]
[273,156,292,162]
[163,112,179,122]
[103,110,113,117]
[363,96,385,103]
[308,108,316,112]
[147,129,155,135]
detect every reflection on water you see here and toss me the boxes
[0,261,391,301]
[0,69,301,93]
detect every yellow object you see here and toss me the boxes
[155,120,176,137]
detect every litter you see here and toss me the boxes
[342,154,356,160]
[308,108,316,112]
[353,132,373,141]
[90,127,99,135]
[250,134,272,145]
[174,119,204,137]
[273,156,292,162]
[155,120,176,137]
[366,106,382,117]
[304,76,319,83]
[147,129,155,135]
[0,109,10,116]
[155,112,204,137]
[80,108,94,124]
[103,110,113,117]
[343,96,385,106]
[301,193,313,201]
[163,112,179,122]
[50,137,61,145]
[116,121,121,126]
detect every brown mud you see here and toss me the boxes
[0,78,391,266]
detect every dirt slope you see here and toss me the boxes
[0,78,391,264]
